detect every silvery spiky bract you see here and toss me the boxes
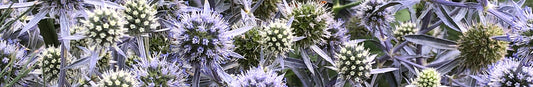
[485,59,533,86]
[231,67,286,87]
[124,0,159,35]
[415,68,441,87]
[82,8,125,47]
[457,23,508,72]
[394,22,417,42]
[355,0,395,38]
[289,1,332,48]
[169,4,233,66]
[133,56,188,87]
[335,43,374,82]
[98,70,139,87]
[260,21,293,57]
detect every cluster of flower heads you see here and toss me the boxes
[335,43,374,82]
[133,56,188,87]
[169,5,233,66]
[457,23,508,72]
[98,70,139,87]
[81,7,126,47]
[394,22,418,42]
[231,67,286,87]
[483,58,533,87]
[355,0,395,39]
[260,20,294,57]
[288,1,332,48]
[415,68,441,87]
[123,0,159,35]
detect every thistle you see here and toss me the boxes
[321,19,349,52]
[231,67,286,87]
[288,1,332,48]
[260,21,294,57]
[457,23,508,72]
[39,46,72,84]
[335,43,374,83]
[169,3,234,66]
[394,22,418,42]
[234,27,262,68]
[485,58,533,86]
[98,70,139,87]
[355,0,395,39]
[124,0,159,35]
[133,56,188,87]
[82,8,125,47]
[415,68,441,87]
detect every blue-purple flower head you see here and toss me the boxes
[320,19,349,52]
[170,4,233,66]
[231,67,286,87]
[484,58,533,86]
[0,39,27,84]
[133,56,188,87]
[355,0,395,38]
[43,0,84,15]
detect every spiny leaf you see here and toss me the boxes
[404,35,457,50]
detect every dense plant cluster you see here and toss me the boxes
[1,0,533,86]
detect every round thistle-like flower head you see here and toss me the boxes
[335,43,374,82]
[288,1,332,48]
[39,46,72,83]
[133,56,188,87]
[457,23,508,72]
[253,0,281,19]
[169,6,233,65]
[231,67,286,87]
[98,70,139,87]
[346,16,370,39]
[355,0,395,38]
[82,8,125,47]
[485,59,533,86]
[260,21,294,57]
[394,22,418,42]
[124,0,159,35]
[43,0,84,15]
[321,20,349,52]
[415,68,441,87]
[234,27,262,67]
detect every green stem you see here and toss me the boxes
[332,1,363,15]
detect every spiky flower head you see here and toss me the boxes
[133,56,188,87]
[39,46,72,84]
[415,68,441,87]
[253,0,281,19]
[98,70,139,87]
[457,23,508,72]
[169,4,233,66]
[260,21,294,57]
[231,67,286,87]
[321,20,349,52]
[43,0,84,15]
[485,59,533,86]
[346,16,370,39]
[355,0,395,38]
[335,43,375,82]
[234,27,262,67]
[394,22,418,42]
[0,40,27,84]
[124,0,159,35]
[288,1,332,48]
[82,8,125,47]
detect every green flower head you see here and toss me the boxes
[260,21,294,57]
[457,23,508,72]
[335,43,375,82]
[82,8,125,47]
[98,70,139,87]
[415,68,441,87]
[394,22,418,42]
[289,1,332,48]
[124,0,159,35]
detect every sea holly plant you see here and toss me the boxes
[2,0,533,86]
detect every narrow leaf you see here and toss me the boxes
[19,8,50,36]
[310,45,335,66]
[300,47,315,74]
[370,68,398,74]
[404,35,457,50]
[222,26,253,37]
[0,1,40,9]
[433,4,463,32]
